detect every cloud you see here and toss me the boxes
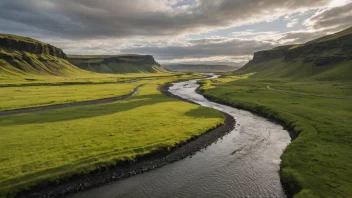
[0,0,331,39]
[304,1,352,31]
[120,37,274,64]
[0,0,351,66]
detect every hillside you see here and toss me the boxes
[237,27,352,81]
[164,64,236,72]
[67,55,167,74]
[0,34,87,76]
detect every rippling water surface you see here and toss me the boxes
[68,76,291,198]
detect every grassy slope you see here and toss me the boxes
[67,55,167,74]
[0,34,89,77]
[238,27,352,81]
[200,27,352,197]
[0,51,84,76]
[0,33,119,87]
[238,58,352,81]
[0,74,225,196]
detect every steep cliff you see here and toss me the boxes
[250,45,295,64]
[0,34,66,59]
[67,54,167,74]
[238,27,352,81]
[0,34,85,76]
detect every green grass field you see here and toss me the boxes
[0,68,176,86]
[0,80,148,110]
[0,74,225,197]
[199,75,352,198]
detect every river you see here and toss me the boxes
[68,76,291,198]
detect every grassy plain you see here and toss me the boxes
[0,74,225,196]
[0,70,184,111]
[199,75,352,197]
[0,80,147,110]
[0,70,175,86]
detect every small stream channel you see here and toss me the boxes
[68,76,291,198]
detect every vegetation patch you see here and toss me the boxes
[199,76,352,198]
[0,80,147,110]
[0,75,225,197]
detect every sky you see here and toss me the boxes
[0,0,351,67]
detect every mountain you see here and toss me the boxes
[0,34,86,76]
[237,27,352,81]
[0,34,167,77]
[67,55,167,74]
[164,64,236,72]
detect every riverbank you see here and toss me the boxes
[195,85,295,198]
[197,77,352,197]
[14,82,235,198]
[195,86,297,140]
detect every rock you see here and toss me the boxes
[0,37,66,59]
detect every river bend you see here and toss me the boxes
[69,76,291,198]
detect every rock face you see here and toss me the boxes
[0,35,66,59]
[251,45,294,64]
[67,55,166,73]
[284,34,352,63]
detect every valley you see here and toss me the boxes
[0,18,351,198]
[198,27,352,197]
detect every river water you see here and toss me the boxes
[68,76,291,198]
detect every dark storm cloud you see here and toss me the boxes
[0,0,331,39]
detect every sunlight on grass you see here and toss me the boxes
[200,75,352,198]
[0,74,224,196]
[0,80,148,110]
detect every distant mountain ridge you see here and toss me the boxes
[238,27,352,81]
[67,54,166,74]
[164,64,236,72]
[0,34,167,76]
